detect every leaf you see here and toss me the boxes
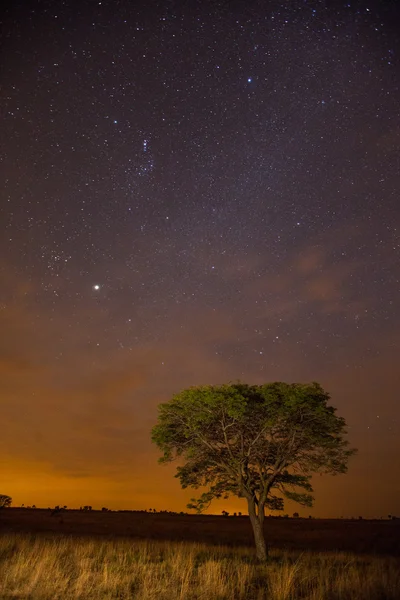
[151,381,357,514]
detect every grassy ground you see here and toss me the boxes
[2,509,400,555]
[0,533,399,599]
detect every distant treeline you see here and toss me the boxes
[5,504,399,521]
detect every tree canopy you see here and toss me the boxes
[0,495,12,508]
[152,381,356,560]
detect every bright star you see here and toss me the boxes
[93,284,101,291]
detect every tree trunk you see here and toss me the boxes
[247,498,268,561]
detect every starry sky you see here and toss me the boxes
[1,0,399,517]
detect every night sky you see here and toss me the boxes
[1,0,399,517]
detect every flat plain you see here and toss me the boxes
[1,508,399,555]
[0,509,399,599]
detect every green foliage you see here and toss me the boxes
[0,495,12,508]
[152,382,356,515]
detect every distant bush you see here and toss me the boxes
[0,495,12,508]
[51,506,65,516]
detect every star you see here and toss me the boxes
[93,284,101,291]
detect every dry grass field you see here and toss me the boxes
[1,509,399,599]
[1,508,399,555]
[0,532,399,599]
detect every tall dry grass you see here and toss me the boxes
[0,532,398,599]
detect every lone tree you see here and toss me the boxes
[152,382,356,561]
[0,495,12,508]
